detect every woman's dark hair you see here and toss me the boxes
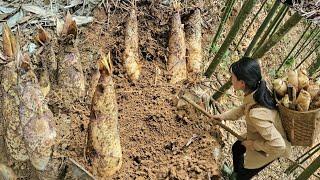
[230,57,277,109]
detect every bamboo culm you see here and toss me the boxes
[276,23,312,74]
[296,155,320,180]
[244,0,281,57]
[252,12,302,59]
[295,42,320,70]
[294,29,320,58]
[235,0,268,50]
[253,4,288,55]
[308,55,320,76]
[209,0,237,54]
[269,6,289,37]
[205,0,257,77]
[212,79,232,100]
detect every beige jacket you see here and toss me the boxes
[218,92,291,169]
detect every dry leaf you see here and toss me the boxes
[22,4,47,17]
[72,16,94,25]
[0,10,23,35]
[0,7,16,14]
[64,0,83,9]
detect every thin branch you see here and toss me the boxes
[276,22,312,74]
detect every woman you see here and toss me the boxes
[214,57,291,180]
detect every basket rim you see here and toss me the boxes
[277,102,320,113]
[274,93,320,114]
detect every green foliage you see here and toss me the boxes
[210,44,220,54]
[284,56,295,68]
[276,57,296,77]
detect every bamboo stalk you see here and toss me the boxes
[295,42,320,70]
[205,0,257,77]
[252,12,302,59]
[308,55,320,76]
[293,28,317,58]
[253,4,287,55]
[276,23,312,75]
[300,33,320,58]
[285,143,320,175]
[269,6,289,37]
[294,29,320,58]
[212,79,232,100]
[244,0,281,57]
[285,158,320,179]
[296,155,320,180]
[209,0,237,54]
[297,143,320,165]
[235,0,268,50]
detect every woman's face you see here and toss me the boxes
[231,73,245,91]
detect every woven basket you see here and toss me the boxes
[276,100,320,146]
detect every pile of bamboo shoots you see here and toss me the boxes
[168,4,202,84]
[0,14,123,179]
[274,70,320,111]
[0,3,205,178]
[122,3,202,84]
[0,23,57,180]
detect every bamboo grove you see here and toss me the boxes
[206,1,320,177]
[207,0,320,100]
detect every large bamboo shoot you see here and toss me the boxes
[123,8,141,81]
[1,26,28,162]
[18,53,56,170]
[57,13,85,105]
[87,52,122,178]
[186,9,202,74]
[168,10,187,84]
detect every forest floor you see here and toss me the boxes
[0,0,319,179]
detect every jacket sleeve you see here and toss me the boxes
[249,108,286,154]
[217,105,245,121]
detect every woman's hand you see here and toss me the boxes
[242,140,254,151]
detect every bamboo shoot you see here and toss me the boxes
[168,10,187,84]
[123,8,141,81]
[18,53,56,170]
[57,13,85,105]
[186,9,202,74]
[87,52,122,178]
